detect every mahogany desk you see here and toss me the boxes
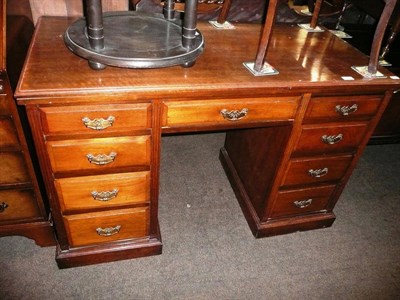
[16,17,400,268]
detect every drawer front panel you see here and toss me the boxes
[55,171,150,212]
[47,136,151,173]
[0,118,19,147]
[0,189,41,222]
[293,122,369,155]
[271,185,336,218]
[304,95,382,122]
[64,207,149,247]
[164,97,300,127]
[0,152,30,184]
[39,103,151,134]
[282,155,353,187]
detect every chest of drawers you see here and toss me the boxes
[15,19,399,267]
[0,1,54,245]
[0,72,54,245]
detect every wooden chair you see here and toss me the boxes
[29,0,128,24]
[132,0,233,24]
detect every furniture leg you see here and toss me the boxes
[254,0,278,72]
[216,0,232,24]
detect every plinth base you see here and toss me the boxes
[64,11,204,70]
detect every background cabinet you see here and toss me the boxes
[0,0,54,246]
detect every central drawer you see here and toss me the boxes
[163,97,300,128]
[55,171,150,212]
[63,207,149,247]
[46,136,151,173]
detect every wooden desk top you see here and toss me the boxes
[16,17,400,104]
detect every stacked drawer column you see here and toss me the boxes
[26,102,162,267]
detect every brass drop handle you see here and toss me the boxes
[308,168,328,178]
[294,199,313,208]
[335,104,358,116]
[82,116,115,130]
[86,152,117,165]
[96,225,121,236]
[220,108,249,121]
[321,133,343,145]
[91,189,119,201]
[0,202,8,213]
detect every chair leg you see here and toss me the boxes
[335,0,350,30]
[254,0,278,72]
[130,0,142,10]
[368,0,397,74]
[217,0,232,24]
[380,11,400,60]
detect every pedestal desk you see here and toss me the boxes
[16,17,400,268]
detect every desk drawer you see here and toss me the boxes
[55,171,150,212]
[63,207,149,247]
[39,103,151,135]
[47,136,151,173]
[304,95,382,123]
[282,155,353,187]
[0,152,30,184]
[0,118,19,147]
[164,97,300,128]
[0,189,41,223]
[293,122,369,155]
[271,185,335,218]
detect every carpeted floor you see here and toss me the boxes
[0,133,399,299]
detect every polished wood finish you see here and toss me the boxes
[304,95,382,122]
[39,103,152,135]
[46,136,151,173]
[163,97,299,130]
[64,207,149,247]
[0,0,54,246]
[293,122,369,155]
[55,171,150,213]
[15,17,400,267]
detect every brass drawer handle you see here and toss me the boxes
[335,104,358,116]
[308,168,328,178]
[96,225,121,236]
[91,189,119,201]
[293,199,313,208]
[0,202,8,213]
[82,116,115,130]
[321,133,343,145]
[86,152,117,165]
[220,108,249,121]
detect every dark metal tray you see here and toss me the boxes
[64,11,204,69]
